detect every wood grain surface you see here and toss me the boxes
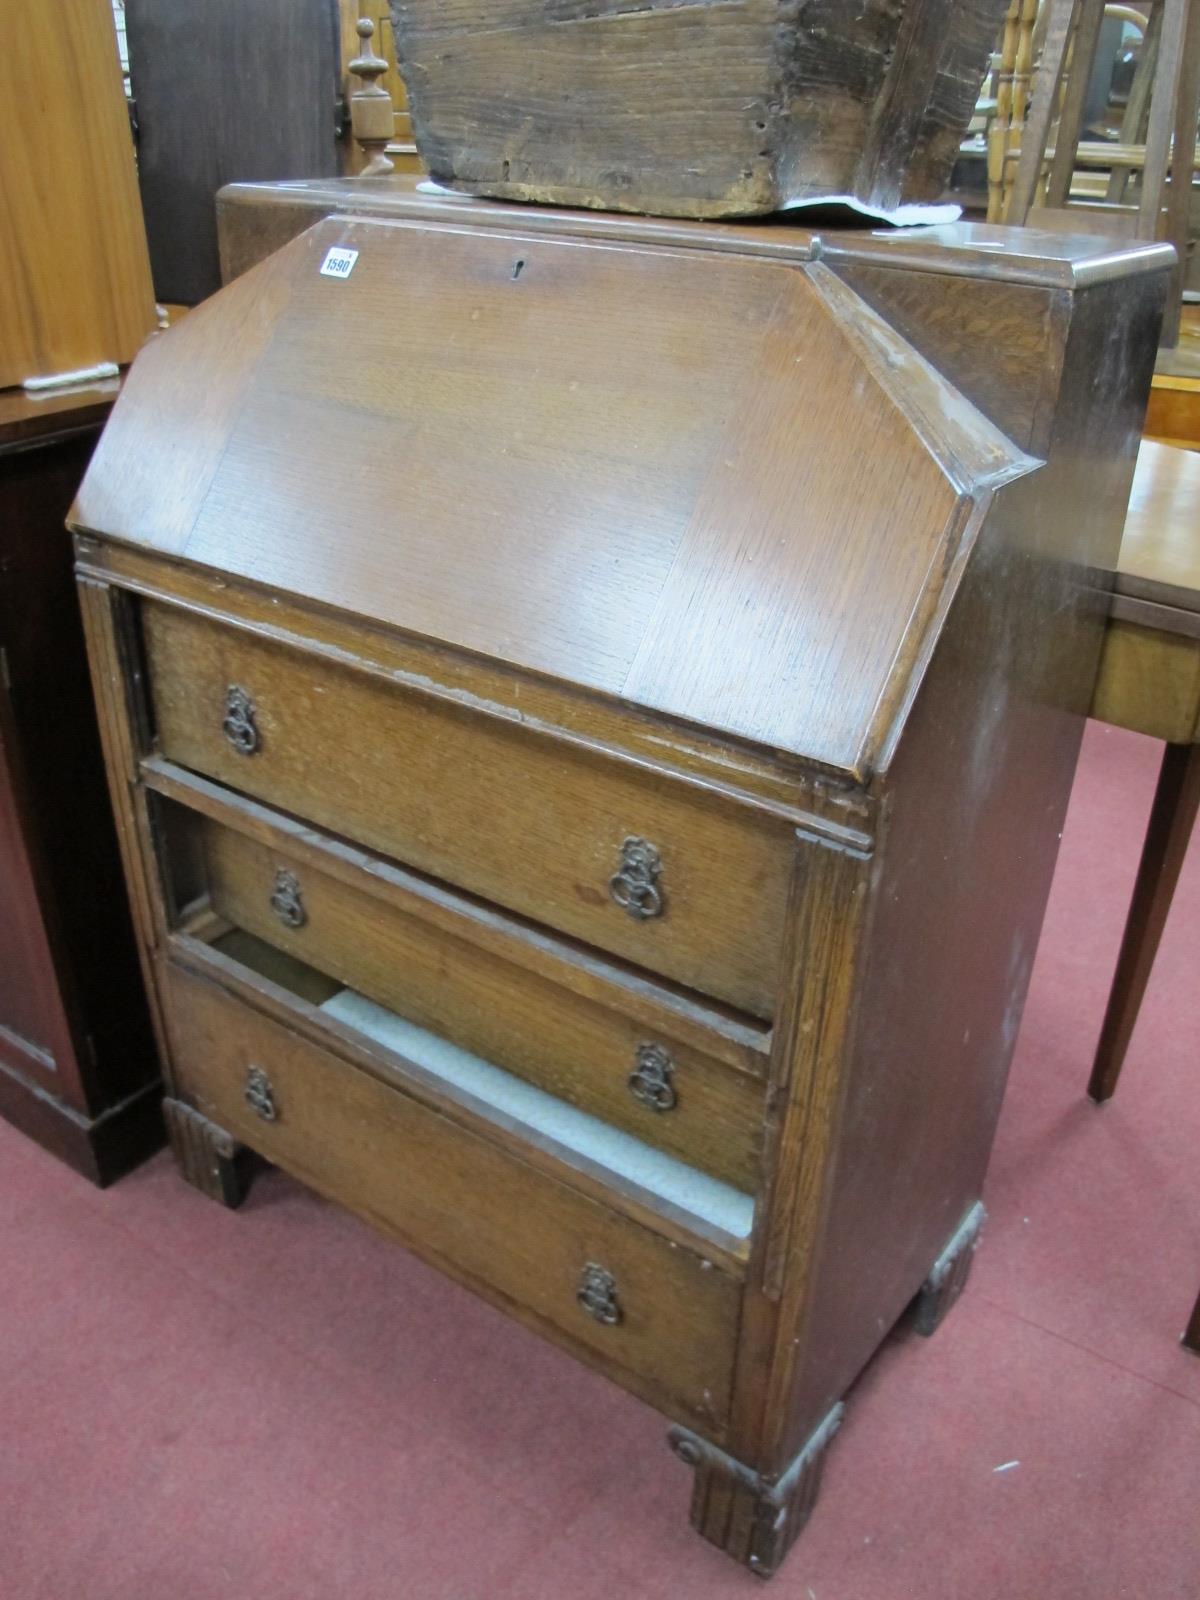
[141,756,770,1074]
[77,538,877,838]
[774,269,1162,1467]
[0,0,156,387]
[214,176,1178,294]
[71,193,1171,1572]
[1092,623,1200,743]
[140,599,794,1018]
[190,802,765,1189]
[389,0,1007,216]
[0,382,122,449]
[163,956,742,1430]
[0,404,161,1183]
[1092,442,1200,738]
[1116,440,1200,608]
[0,695,78,1079]
[74,213,1011,781]
[123,0,342,304]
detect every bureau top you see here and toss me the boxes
[70,203,1164,781]
[220,177,1176,293]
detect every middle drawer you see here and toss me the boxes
[155,771,767,1193]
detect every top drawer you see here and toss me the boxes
[140,601,793,1018]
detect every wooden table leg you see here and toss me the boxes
[1185,1287,1200,1354]
[1088,741,1200,1102]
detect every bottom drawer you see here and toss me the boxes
[161,958,741,1430]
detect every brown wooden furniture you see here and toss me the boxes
[0,0,156,388]
[387,0,1010,217]
[338,2,421,175]
[0,0,161,1183]
[73,185,1168,1575]
[1090,440,1199,1355]
[123,0,343,305]
[1007,0,1200,345]
[989,0,1042,224]
[1090,441,1200,1096]
[0,386,161,1183]
[345,16,394,177]
[1146,367,1200,444]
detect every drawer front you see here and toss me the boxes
[199,813,764,1191]
[162,959,740,1428]
[141,600,791,1018]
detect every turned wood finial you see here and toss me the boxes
[349,14,395,177]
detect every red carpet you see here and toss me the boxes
[2,720,1197,1598]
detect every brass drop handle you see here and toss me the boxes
[577,1263,621,1325]
[628,1043,677,1113]
[244,1066,278,1122]
[269,868,307,930]
[222,685,260,755]
[609,836,665,921]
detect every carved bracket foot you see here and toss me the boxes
[668,1403,843,1578]
[911,1200,986,1336]
[163,1097,253,1209]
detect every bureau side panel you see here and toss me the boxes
[828,264,1063,452]
[217,190,334,284]
[765,268,1165,1466]
[77,579,176,1072]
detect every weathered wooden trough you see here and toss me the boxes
[389,0,1008,218]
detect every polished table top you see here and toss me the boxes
[1117,440,1200,622]
[0,377,121,454]
[1095,439,1200,745]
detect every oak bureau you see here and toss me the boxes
[72,190,1169,1575]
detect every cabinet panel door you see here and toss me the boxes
[0,693,81,1094]
[125,0,342,304]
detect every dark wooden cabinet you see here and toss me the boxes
[72,185,1167,1572]
[0,390,161,1184]
[124,0,343,304]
